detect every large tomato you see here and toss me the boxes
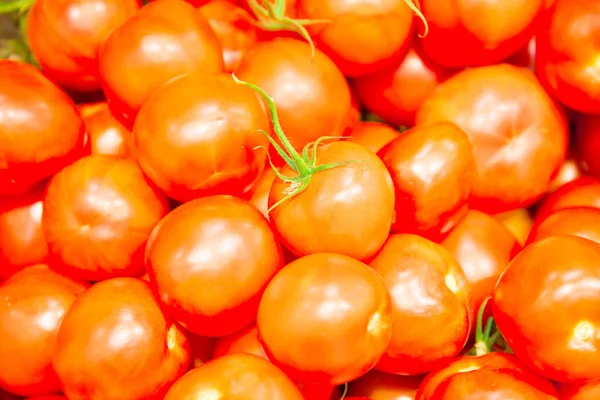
[0,61,86,197]
[348,370,421,400]
[79,102,134,158]
[575,114,600,178]
[53,278,190,400]
[535,176,600,222]
[346,122,401,154]
[133,72,269,202]
[527,207,600,246]
[0,265,88,396]
[417,64,569,214]
[27,0,140,93]
[42,155,169,281]
[98,0,223,128]
[145,195,283,336]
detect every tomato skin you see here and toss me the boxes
[494,208,533,246]
[346,122,401,154]
[535,176,600,222]
[98,0,223,128]
[420,0,543,67]
[79,102,134,158]
[0,61,87,198]
[42,155,169,281]
[493,236,600,382]
[575,114,600,178]
[213,324,269,361]
[549,157,582,193]
[257,253,393,385]
[559,380,600,400]
[0,265,88,396]
[269,142,395,260]
[188,334,216,369]
[527,207,600,246]
[348,370,421,400]
[417,64,569,214]
[145,195,283,337]
[27,0,140,93]
[248,168,276,220]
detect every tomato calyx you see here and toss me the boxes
[405,0,428,38]
[467,298,506,356]
[0,0,34,14]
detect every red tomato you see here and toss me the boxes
[269,141,395,260]
[133,72,269,202]
[248,168,276,220]
[188,334,216,369]
[53,278,190,400]
[0,185,48,280]
[27,0,140,93]
[536,0,600,113]
[528,207,600,246]
[0,61,86,197]
[493,236,600,382]
[369,234,470,375]
[348,370,421,400]
[257,253,393,384]
[353,46,456,127]
[79,102,134,158]
[165,354,304,400]
[42,155,169,281]
[549,157,582,193]
[346,122,401,154]
[235,38,351,156]
[559,380,600,400]
[0,265,88,396]
[145,195,283,336]
[535,176,600,222]
[419,0,543,67]
[416,64,569,214]
[98,0,223,128]
[575,114,600,178]
[506,38,537,70]
[213,324,269,361]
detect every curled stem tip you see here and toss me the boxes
[404,0,429,38]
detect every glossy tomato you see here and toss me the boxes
[559,380,600,400]
[0,61,86,197]
[42,155,169,281]
[79,102,134,158]
[416,64,569,214]
[348,370,421,400]
[527,207,600,245]
[53,278,190,400]
[257,253,393,384]
[346,122,401,154]
[494,208,533,246]
[248,168,276,219]
[98,0,223,128]
[575,114,600,178]
[0,265,88,396]
[535,176,600,222]
[549,157,582,193]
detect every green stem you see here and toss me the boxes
[404,0,429,37]
[0,0,34,14]
[340,383,348,400]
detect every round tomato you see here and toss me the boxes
[416,64,569,214]
[535,176,600,222]
[0,265,88,396]
[213,324,268,361]
[559,380,600,400]
[79,102,134,158]
[53,278,190,400]
[346,122,401,154]
[348,370,421,400]
[494,208,533,246]
[42,155,169,281]
[248,168,276,220]
[575,114,600,178]
[528,207,600,246]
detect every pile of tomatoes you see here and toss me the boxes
[1,0,600,399]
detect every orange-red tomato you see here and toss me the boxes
[98,0,223,128]
[164,354,304,400]
[417,64,569,214]
[27,0,140,93]
[575,114,600,178]
[536,0,600,113]
[0,265,88,396]
[369,234,470,375]
[353,47,456,127]
[145,195,283,336]
[53,278,190,400]
[494,208,533,246]
[213,324,268,361]
[257,253,393,385]
[419,0,543,67]
[79,102,134,158]
[535,176,600,222]
[493,236,600,383]
[559,380,600,400]
[269,142,394,260]
[549,157,582,193]
[248,168,276,219]
[527,207,600,246]
[0,61,86,197]
[42,155,169,281]
[348,370,421,400]
[346,122,401,154]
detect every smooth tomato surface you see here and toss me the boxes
[213,324,268,361]
[575,113,600,178]
[248,168,276,220]
[527,207,600,245]
[79,102,134,158]
[549,157,582,193]
[346,122,401,154]
[348,370,421,400]
[535,176,600,222]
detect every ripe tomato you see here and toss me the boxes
[27,0,140,93]
[346,122,401,154]
[535,176,600,222]
[0,61,86,197]
[248,168,276,219]
[145,195,283,336]
[416,64,569,214]
[575,114,600,178]
[53,278,190,400]
[419,0,543,67]
[353,46,456,127]
[269,141,394,260]
[536,0,600,113]
[164,354,304,400]
[213,324,268,361]
[549,157,582,193]
[0,265,88,396]
[42,155,169,281]
[98,0,223,128]
[133,72,269,202]
[188,334,216,369]
[494,208,533,246]
[528,207,600,246]
[493,236,600,382]
[79,102,134,158]
[348,370,421,400]
[559,380,600,400]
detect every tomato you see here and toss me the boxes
[559,380,600,400]
[344,87,363,134]
[528,207,600,246]
[536,0,600,113]
[98,0,223,128]
[575,114,600,178]
[346,122,401,154]
[0,185,48,280]
[419,0,543,67]
[188,334,216,369]
[145,195,283,336]
[549,157,582,193]
[416,64,569,214]
[493,236,600,382]
[494,208,533,246]
[79,102,134,158]
[0,61,86,198]
[248,168,276,219]
[213,324,268,361]
[42,155,169,281]
[53,278,189,400]
[535,176,600,222]
[27,0,140,93]
[235,38,351,157]
[269,141,394,260]
[0,265,88,396]
[348,370,421,400]
[353,46,456,127]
